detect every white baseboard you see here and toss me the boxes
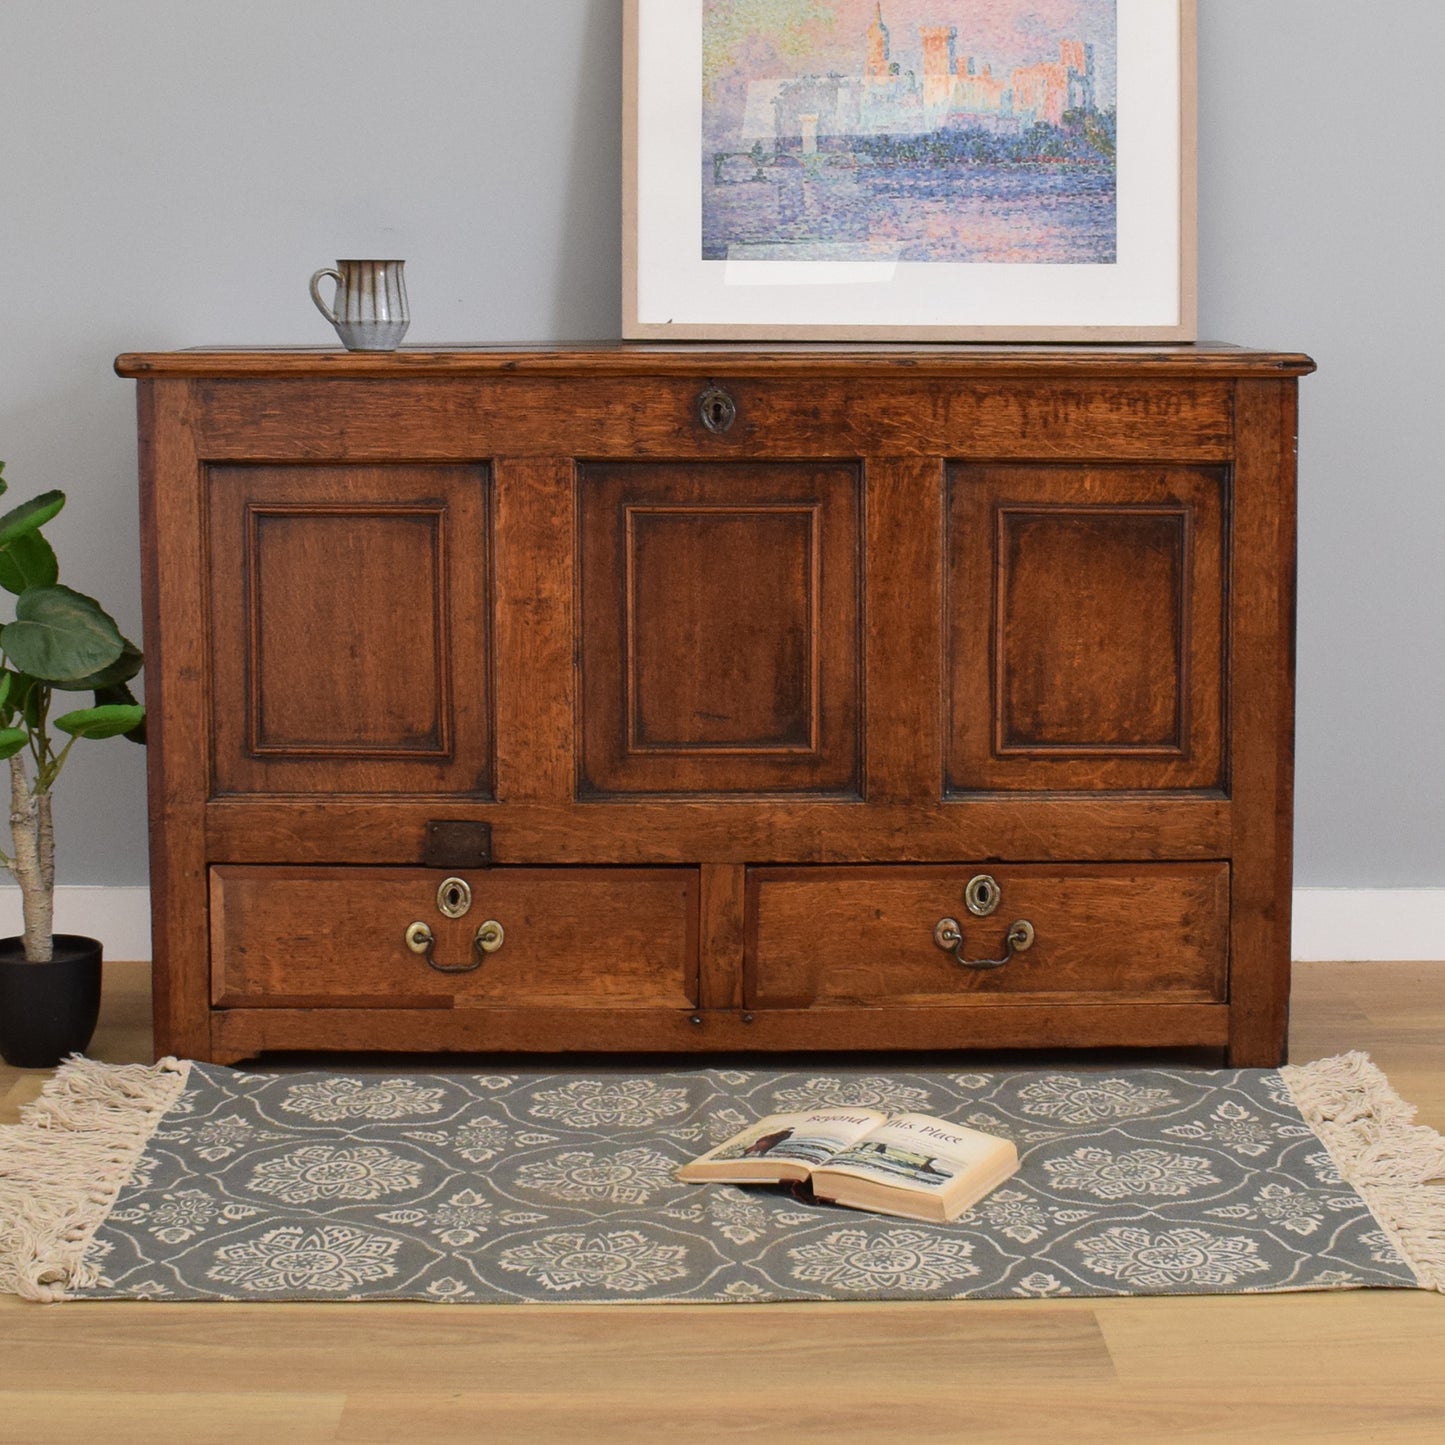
[1,886,1443,965]
[1290,888,1445,962]
[0,886,152,959]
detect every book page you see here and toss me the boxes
[816,1114,1014,1193]
[695,1109,886,1167]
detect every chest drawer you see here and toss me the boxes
[211,866,699,1009]
[746,864,1228,1009]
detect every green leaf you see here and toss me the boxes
[0,490,65,545]
[0,530,60,594]
[0,726,26,760]
[54,639,143,691]
[53,703,145,740]
[0,460,7,496]
[93,682,146,745]
[0,586,124,682]
[5,671,43,730]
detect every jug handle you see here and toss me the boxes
[309,268,342,325]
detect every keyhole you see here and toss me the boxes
[436,876,473,919]
[698,386,737,434]
[965,873,1001,917]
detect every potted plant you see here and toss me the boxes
[0,461,145,1068]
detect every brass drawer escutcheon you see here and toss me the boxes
[697,385,737,434]
[437,876,472,919]
[964,873,1001,917]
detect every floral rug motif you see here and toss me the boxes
[2,1054,1441,1302]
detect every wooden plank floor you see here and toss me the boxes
[2,960,1442,1444]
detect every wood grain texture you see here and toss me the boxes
[864,458,945,804]
[115,341,1317,377]
[199,795,1233,864]
[136,381,212,1061]
[947,463,1225,792]
[2,961,1442,1445]
[577,461,861,795]
[698,863,746,1011]
[1225,381,1299,1066]
[125,348,1307,1063]
[162,377,1240,463]
[205,1001,1231,1061]
[746,864,1228,1008]
[491,457,575,802]
[210,866,699,1010]
[207,465,493,797]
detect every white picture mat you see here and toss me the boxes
[631,0,1188,336]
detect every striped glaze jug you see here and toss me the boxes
[309,258,409,351]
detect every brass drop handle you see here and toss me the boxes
[404,919,505,973]
[933,916,1035,971]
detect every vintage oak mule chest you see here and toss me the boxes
[118,344,1313,1066]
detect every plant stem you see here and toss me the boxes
[8,753,53,962]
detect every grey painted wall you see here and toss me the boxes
[0,1,1439,887]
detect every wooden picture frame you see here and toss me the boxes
[624,0,1197,342]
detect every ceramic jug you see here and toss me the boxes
[309,259,410,351]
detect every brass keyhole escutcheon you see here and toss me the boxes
[965,874,1001,917]
[437,876,472,919]
[698,385,737,434]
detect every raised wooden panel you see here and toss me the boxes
[579,462,861,795]
[251,510,445,754]
[947,465,1225,793]
[208,465,492,797]
[746,864,1229,1009]
[628,506,817,750]
[998,507,1187,752]
[211,866,699,1009]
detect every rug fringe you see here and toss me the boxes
[0,1055,190,1302]
[1282,1051,1445,1293]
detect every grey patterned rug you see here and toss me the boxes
[2,1053,1441,1302]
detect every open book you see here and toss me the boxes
[676,1108,1018,1224]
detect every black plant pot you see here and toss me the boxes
[0,934,103,1069]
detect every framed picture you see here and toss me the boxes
[624,0,1196,341]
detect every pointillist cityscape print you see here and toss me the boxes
[703,0,1117,264]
